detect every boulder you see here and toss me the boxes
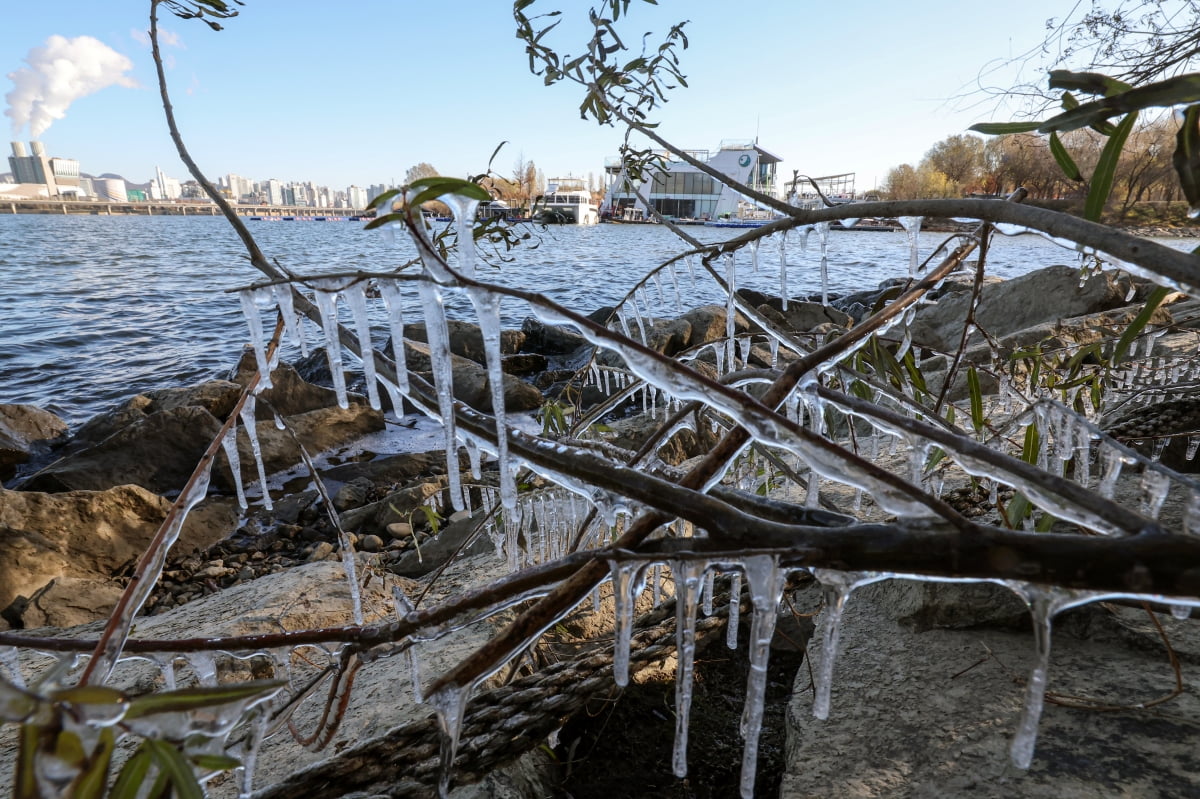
[0,485,236,623]
[231,403,386,482]
[679,305,751,346]
[230,353,345,418]
[4,576,125,629]
[520,317,588,355]
[0,404,68,481]
[403,320,525,363]
[404,340,544,413]
[66,382,241,455]
[21,405,225,494]
[338,478,448,535]
[909,265,1128,353]
[756,301,853,333]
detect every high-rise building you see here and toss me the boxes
[152,166,182,200]
[347,185,368,209]
[266,179,284,205]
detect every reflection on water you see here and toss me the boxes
[1,214,1192,426]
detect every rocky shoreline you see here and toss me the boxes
[2,260,1200,796]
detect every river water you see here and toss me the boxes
[2,214,1194,427]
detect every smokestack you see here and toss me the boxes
[29,141,45,157]
[11,141,27,158]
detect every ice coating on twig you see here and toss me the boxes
[738,555,786,798]
[311,279,349,409]
[671,559,705,778]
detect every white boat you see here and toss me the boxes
[533,178,599,225]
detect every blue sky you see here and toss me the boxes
[2,1,1076,192]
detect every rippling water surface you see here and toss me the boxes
[1,214,1193,426]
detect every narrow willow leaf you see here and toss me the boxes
[1040,73,1200,132]
[110,746,155,799]
[967,366,984,433]
[968,121,1042,135]
[15,724,40,799]
[1021,424,1040,465]
[71,727,115,799]
[1048,69,1133,97]
[190,753,242,771]
[1084,111,1137,222]
[1173,104,1200,212]
[1003,492,1034,528]
[1112,285,1171,365]
[1049,132,1083,181]
[147,739,205,799]
[125,680,284,719]
[363,212,407,231]
[1035,512,1058,533]
[901,349,927,395]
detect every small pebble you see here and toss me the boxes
[361,534,384,552]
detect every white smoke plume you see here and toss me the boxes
[5,35,137,138]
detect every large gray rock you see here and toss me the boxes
[782,579,1200,798]
[21,405,226,494]
[679,304,751,347]
[0,484,236,623]
[403,320,526,364]
[0,404,68,481]
[909,265,1128,354]
[404,340,544,412]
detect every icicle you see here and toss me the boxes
[220,424,248,510]
[651,563,663,606]
[738,555,786,799]
[702,569,716,616]
[239,287,275,391]
[610,561,646,687]
[727,572,742,649]
[416,277,465,513]
[1140,468,1171,518]
[272,282,308,357]
[1151,438,1168,461]
[725,253,737,368]
[737,336,752,365]
[671,560,705,778]
[342,281,381,410]
[898,216,923,276]
[188,651,219,686]
[239,396,273,512]
[236,708,271,799]
[0,646,24,689]
[769,338,780,368]
[377,280,411,397]
[778,231,790,311]
[1008,592,1053,769]
[651,271,666,305]
[750,238,760,273]
[1097,443,1124,499]
[468,287,516,510]
[1189,437,1200,462]
[810,570,883,720]
[312,280,349,409]
[465,439,482,480]
[426,683,471,798]
[1170,604,1191,620]
[667,262,683,312]
[816,222,831,305]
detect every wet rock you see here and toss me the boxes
[502,353,549,376]
[0,485,235,623]
[339,479,448,535]
[0,404,68,481]
[404,340,543,413]
[333,476,374,512]
[65,382,240,456]
[360,534,384,552]
[909,265,1128,353]
[21,405,225,494]
[386,522,414,540]
[755,301,853,333]
[402,320,525,363]
[2,576,124,630]
[679,304,751,346]
[520,317,587,355]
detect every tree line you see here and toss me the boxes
[884,118,1184,220]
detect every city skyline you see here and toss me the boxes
[4,2,1078,193]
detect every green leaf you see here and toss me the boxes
[1048,131,1083,181]
[363,212,407,231]
[1020,424,1040,465]
[968,121,1042,135]
[1035,512,1058,532]
[147,738,205,799]
[1048,69,1133,97]
[71,727,115,799]
[1039,73,1200,132]
[1002,492,1033,528]
[190,753,242,771]
[407,176,490,207]
[1084,110,1137,222]
[966,366,984,433]
[15,724,41,799]
[1173,104,1200,212]
[1112,285,1171,365]
[126,680,284,720]
[110,746,155,799]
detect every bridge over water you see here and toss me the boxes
[1,198,363,218]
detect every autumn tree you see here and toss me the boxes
[924,133,986,193]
